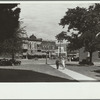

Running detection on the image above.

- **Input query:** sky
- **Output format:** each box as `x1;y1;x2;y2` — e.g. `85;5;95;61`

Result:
19;2;93;40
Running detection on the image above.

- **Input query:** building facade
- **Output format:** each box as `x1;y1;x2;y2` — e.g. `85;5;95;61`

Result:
22;37;56;59
22;38;29;58
55;40;68;58
41;40;56;58
27;38;42;55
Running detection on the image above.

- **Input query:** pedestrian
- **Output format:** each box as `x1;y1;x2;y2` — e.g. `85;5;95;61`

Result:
56;58;60;69
61;57;66;69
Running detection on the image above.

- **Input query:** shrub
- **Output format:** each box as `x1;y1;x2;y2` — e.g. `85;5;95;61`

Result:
79;59;94;65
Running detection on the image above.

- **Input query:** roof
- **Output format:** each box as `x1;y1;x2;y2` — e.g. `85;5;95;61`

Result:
22;37;42;42
28;38;42;42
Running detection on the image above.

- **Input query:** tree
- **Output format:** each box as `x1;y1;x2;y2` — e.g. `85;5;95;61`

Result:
1;28;25;60
66;33;83;51
0;4;24;60
59;3;100;64
0;4;20;42
56;31;66;41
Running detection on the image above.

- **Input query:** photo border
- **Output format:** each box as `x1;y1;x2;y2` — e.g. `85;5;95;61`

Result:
0;0;100;99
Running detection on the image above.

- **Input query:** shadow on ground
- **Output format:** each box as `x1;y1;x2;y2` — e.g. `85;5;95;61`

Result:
93;70;100;80
0;68;78;82
93;70;100;73
66;64;88;67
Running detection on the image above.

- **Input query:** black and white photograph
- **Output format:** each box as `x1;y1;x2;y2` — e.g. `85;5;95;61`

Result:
0;1;100;82
0;1;100;99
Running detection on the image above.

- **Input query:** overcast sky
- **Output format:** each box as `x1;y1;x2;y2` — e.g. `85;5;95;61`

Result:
19;2;93;40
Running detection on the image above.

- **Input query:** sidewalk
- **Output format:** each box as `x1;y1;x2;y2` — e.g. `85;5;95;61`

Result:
65;62;100;81
50;65;97;82
66;61;79;66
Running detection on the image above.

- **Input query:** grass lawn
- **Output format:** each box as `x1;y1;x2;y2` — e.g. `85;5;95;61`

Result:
0;68;78;82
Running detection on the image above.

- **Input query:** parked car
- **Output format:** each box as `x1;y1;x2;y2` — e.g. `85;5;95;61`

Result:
71;57;79;61
0;58;12;66
9;59;21;66
0;58;21;66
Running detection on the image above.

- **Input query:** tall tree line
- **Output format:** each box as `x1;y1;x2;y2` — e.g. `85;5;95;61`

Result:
56;3;100;64
0;4;24;59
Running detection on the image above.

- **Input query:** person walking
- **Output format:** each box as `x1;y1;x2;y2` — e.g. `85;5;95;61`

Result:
61;57;66;69
55;58;60;69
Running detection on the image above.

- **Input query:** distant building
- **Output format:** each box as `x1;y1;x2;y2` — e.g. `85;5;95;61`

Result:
22;34;56;58
55;40;68;57
41;40;56;58
27;38;42;55
22;38;29;59
22;34;42;58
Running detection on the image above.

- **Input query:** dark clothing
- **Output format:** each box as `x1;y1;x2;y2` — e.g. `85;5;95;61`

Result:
56;59;60;69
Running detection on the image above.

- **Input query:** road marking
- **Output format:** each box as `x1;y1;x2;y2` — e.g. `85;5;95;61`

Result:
50;65;97;81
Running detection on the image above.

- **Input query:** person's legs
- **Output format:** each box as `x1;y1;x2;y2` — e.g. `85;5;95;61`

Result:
64;64;66;69
56;64;59;69
62;63;65;69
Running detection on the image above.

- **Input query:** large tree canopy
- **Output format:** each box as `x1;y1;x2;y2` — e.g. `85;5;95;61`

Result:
0;4;25;59
55;31;66;41
0;4;21;42
58;3;100;63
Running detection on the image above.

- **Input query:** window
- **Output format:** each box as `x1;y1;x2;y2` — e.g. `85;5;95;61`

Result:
23;49;27;52
37;50;41;52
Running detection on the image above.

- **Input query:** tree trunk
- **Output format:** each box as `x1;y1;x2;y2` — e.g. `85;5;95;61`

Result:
59;41;61;60
46;52;48;64
12;53;15;60
89;51;93;63
12;50;15;60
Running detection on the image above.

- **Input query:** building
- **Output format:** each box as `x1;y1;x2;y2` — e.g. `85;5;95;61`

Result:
55;40;68;58
27;38;42;56
22;35;56;59
41;40;56;58
22;38;29;58
22;34;42;58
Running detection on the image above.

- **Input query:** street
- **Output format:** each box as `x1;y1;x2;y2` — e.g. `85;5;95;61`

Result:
0;59;100;82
